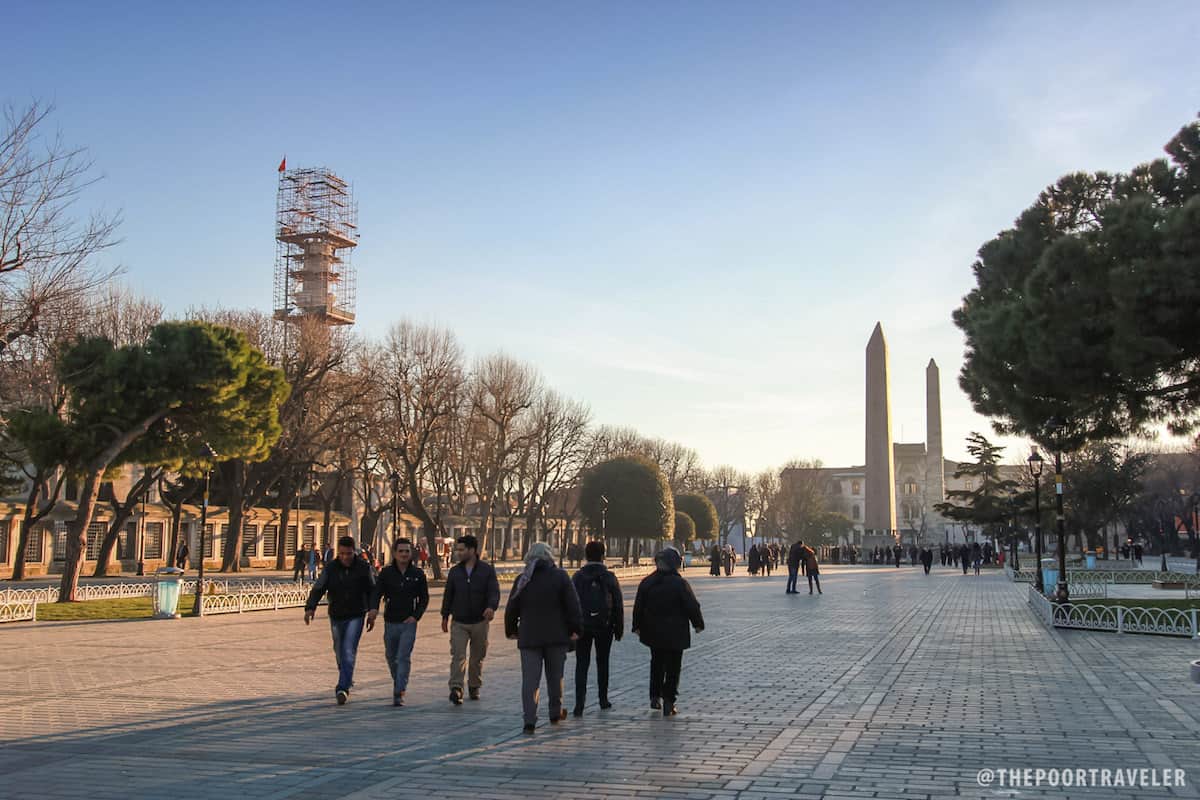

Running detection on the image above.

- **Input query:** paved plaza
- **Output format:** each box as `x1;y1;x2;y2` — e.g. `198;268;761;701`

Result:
3;567;1199;800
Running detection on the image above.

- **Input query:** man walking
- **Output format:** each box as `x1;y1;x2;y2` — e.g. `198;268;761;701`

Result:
176;541;189;570
304;536;376;705
632;547;704;717
293;543;308;583
921;547;934;575
571;540;623;716
786;540;804;594
440;535;500;705
369;538;429;707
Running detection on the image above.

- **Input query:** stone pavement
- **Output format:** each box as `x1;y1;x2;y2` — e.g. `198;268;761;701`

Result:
2;566;1199;800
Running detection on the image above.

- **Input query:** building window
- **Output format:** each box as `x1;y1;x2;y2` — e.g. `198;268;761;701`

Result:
285;525;297;555
26;526;45;564
52;525;67;561
0;520;9;564
851;481;861;495
145;522;164;560
242;524;258;557
203;524;215;558
303;524;316;547
851;505;860;521
85;522;105;561
263;524;278;558
831;482;842;494
337;524;349;539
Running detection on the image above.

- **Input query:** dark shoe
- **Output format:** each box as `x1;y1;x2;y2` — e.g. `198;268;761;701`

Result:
572;706;584;718
599;700;613;710
336;690;348;706
393;693;405;707
650;698;662;710
449;689;463;705
523;723;536;734
468;688;480;701
550;708;567;724
663;703;677;717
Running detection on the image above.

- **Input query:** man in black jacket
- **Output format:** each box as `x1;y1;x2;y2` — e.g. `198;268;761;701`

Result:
440;535;500;705
786;540;804;594
571;540;623;717
632;547;704;717
369;538;430;707
304;535;376;705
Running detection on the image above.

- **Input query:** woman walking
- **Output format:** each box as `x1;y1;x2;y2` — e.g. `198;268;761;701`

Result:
504;542;582;735
632;547;704;717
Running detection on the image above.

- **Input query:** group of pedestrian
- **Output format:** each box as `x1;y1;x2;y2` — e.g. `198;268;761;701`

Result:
747;543;782;576
708;544;737;576
303;534;705;733
292;543;322;583
784;539;821;594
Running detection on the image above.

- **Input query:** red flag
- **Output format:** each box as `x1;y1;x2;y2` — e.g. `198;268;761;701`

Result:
277;156;286;173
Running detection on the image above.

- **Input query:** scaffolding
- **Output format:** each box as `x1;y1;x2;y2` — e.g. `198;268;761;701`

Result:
273;167;358;326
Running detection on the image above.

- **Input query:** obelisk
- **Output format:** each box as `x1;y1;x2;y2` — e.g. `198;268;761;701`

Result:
925;359;946;506
865;323;896;534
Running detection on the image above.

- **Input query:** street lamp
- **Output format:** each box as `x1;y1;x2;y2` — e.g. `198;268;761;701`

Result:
1191;492;1200;576
389;471;401;553
599;494;608;540
1046;420;1070;604
192;442;220;617
1027;448;1044;593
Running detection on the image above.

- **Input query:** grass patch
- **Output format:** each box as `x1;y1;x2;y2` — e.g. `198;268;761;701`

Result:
36;594;199;621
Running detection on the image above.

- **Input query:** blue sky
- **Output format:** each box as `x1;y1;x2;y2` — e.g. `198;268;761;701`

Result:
7;1;1200;471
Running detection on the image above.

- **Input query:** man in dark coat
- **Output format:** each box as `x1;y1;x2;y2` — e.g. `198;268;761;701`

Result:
920;547;934;575
505;542;582;734
304;535;377;705
747;544;761;576
709;544;721;576
369;538;430;706
441;535;501;705
786;540;804;594
571;540;623;716
632;547;704;717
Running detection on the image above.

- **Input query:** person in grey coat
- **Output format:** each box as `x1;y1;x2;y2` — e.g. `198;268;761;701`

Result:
504;542;582;734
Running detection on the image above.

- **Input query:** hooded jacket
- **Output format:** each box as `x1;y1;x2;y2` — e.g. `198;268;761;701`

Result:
632;569;704;651
571;561;624;637
503;560;582;648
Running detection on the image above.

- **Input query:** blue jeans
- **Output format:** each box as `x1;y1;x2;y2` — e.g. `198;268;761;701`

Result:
384;621;418;696
786;566;799;592
330;616;365;693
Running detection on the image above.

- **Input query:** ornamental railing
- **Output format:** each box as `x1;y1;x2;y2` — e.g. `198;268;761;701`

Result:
1008;567;1198;585
199;585;312;616
0;578;259;606
0;601;36;623
1027;585;1199;638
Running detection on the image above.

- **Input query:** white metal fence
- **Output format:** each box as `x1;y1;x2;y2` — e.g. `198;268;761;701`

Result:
1027;585;1199;638
199;585;312;616
0;601;36;623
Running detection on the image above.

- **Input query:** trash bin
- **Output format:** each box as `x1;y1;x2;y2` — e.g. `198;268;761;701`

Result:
1085;551;1097;569
154;567;185;619
1041;558;1058;595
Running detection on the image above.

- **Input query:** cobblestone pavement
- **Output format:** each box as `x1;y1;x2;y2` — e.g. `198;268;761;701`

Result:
3;566;1198;800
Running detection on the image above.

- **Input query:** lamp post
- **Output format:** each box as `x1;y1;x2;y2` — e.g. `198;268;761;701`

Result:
1027;448;1044;593
389;471;400;552
1053;447;1069;604
192;443;219;617
136;479;148;577
1191;492;1200;576
599;494;608;540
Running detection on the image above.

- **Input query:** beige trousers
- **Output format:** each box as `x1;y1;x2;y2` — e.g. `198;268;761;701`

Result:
449;620;489;690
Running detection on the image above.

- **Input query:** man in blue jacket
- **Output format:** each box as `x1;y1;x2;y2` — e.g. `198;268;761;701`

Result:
440;535;500;705
369;538;430;707
304;536;376;705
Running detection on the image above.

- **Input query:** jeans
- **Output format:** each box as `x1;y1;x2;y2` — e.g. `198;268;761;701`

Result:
649;649;683;704
330;616;365;693
384;621;418;696
520;645;567;725
574;629;613;710
808;572;821;593
786;565;799;592
449;620;489;690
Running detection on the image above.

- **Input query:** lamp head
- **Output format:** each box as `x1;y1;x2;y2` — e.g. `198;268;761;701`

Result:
1027;448;1044;478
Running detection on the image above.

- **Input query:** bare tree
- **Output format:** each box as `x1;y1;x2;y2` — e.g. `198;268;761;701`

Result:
518;389;591;554
467;353;540;558
0;102;119;355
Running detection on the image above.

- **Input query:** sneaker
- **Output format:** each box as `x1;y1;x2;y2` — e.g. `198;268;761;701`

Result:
523;723;536;735
449;689;463;706
468;688;480;701
650;698;662;710
599;700;613;711
336;690;349;706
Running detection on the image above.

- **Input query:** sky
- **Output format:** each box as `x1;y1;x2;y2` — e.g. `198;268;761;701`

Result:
6;1;1200;472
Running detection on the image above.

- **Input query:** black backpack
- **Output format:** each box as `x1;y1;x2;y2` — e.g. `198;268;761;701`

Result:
579;571;612;631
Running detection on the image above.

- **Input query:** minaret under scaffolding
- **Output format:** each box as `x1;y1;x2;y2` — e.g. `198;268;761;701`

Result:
273;167;358;326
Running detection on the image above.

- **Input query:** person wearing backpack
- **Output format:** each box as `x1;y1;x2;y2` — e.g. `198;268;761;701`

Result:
570;540;624;717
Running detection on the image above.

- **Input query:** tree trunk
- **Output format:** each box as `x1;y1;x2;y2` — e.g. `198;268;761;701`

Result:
168;503;183;567
92;507;134;577
322;502;333;550
59;470;103;602
223;503;244;573
420;520;444;581
359;507;382;554
274;482;296;571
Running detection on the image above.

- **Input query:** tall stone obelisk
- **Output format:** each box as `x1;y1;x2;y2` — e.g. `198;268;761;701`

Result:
925;359;946;506
865;323;896;534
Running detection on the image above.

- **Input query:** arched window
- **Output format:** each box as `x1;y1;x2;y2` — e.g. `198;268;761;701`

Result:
851;505;861;520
